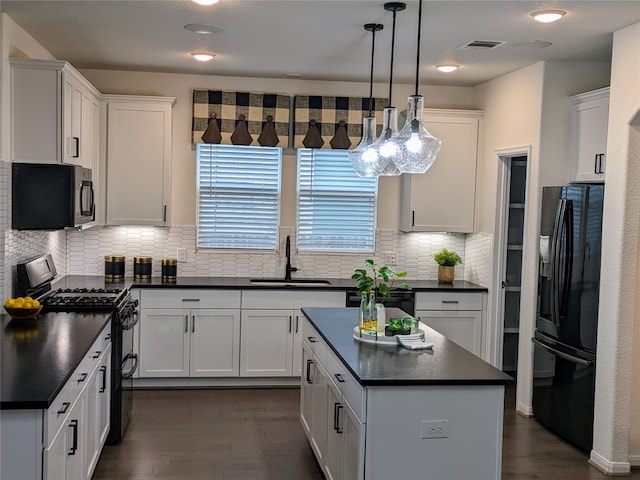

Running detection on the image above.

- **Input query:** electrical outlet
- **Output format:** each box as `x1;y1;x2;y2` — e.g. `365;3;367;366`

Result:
177;248;187;262
421;420;450;439
385;252;398;266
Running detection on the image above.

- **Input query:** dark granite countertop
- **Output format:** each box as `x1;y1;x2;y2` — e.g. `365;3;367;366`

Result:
1;311;111;409
301;307;512;387
53;275;487;292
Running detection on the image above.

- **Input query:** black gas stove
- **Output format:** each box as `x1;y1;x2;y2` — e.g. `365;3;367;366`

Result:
42;287;130;311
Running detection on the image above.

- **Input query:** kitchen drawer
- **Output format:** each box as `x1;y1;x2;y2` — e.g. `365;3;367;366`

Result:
141;289;241;309
415;292;483;311
326;348;366;423
302;318;326;366
44;324;108;444
241;290;344;310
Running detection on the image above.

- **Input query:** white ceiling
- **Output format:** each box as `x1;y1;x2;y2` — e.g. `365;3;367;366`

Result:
2;0;640;87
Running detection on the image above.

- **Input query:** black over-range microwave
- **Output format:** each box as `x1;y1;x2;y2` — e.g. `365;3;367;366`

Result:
12;163;95;230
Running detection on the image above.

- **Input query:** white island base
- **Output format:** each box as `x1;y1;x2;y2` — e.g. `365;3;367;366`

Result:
365;385;504;480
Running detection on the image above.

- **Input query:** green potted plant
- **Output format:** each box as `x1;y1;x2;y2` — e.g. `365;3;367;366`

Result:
352;259;411;333
433;248;462;283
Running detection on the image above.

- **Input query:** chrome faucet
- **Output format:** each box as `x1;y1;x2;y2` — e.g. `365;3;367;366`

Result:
285;235;298;281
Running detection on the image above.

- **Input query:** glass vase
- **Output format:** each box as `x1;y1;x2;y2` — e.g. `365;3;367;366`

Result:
359;292;377;333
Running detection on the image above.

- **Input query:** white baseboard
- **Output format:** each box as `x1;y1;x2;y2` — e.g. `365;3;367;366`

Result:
589;450;631;475
628;454;640;467
133;377;301;389
516;402;534;417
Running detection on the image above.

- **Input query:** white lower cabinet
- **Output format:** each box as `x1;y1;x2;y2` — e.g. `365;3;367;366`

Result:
1;322;111;480
240;309;298;376
240;290;344;377
301;318;365;480
415;291;485;357
139;290;242;377
301;342;329;464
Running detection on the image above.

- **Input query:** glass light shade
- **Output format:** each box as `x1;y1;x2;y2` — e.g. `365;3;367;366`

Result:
370;107;401;176
350;117;380;177
392;95;442;174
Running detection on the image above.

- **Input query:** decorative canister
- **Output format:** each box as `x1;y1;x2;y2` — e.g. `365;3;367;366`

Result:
161;258;178;282
105;255;126;281
133;256;153;280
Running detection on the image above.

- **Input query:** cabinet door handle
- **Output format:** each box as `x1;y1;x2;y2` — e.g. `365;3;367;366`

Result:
442;300;460;304
412;210;415;227
289;316;293;333
334;373;345;383
99;366;107;393
92;351;101;359
305;359;314;384
72;137;79;158
57;402;70;416
105;333;112;341
69;419;79;455
295;315;299;333
77;372;88;383
333;402;341;432
182;298;201;302
335;404;344;434
594;153;605;174
307;336;318;343
184;315;189;333
192;315;196;333
163;205;167;222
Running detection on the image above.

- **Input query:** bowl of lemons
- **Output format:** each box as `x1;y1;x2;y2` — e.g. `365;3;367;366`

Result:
4;297;42;319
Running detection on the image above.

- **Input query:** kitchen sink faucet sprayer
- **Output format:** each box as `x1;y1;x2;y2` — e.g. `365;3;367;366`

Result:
285;235;298;281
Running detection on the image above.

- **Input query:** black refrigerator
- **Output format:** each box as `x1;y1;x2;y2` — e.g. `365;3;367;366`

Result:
532;184;604;452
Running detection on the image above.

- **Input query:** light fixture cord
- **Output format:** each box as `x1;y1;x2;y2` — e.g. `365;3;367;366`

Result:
368;28;377;117
388;8;397;107
414;0;422;95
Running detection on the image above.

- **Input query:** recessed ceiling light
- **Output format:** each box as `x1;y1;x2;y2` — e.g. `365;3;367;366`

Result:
193;0;219;5
191;52;215;62
530;9;566;23
436;64;460;73
184;23;224;34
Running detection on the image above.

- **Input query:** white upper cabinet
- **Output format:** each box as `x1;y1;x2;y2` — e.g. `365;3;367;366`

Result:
10;59;100;168
103;95;175;226
400;109;483;233
569;87;609;183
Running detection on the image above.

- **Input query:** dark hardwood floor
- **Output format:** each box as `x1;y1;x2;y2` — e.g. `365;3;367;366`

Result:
93;387;639;480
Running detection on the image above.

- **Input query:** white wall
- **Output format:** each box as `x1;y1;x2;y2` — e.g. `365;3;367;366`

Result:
79;68;474;230
591;21;640;473
471;60;610;410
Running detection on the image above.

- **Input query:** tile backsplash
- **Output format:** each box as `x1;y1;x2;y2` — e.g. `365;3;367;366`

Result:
1;219;491;299
66;226;473;280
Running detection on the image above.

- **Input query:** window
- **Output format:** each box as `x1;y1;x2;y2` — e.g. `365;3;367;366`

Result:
197;144;281;249
297;148;378;252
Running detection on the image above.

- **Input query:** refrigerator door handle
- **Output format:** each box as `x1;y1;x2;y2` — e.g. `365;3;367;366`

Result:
550;199;566;327
532;337;592;366
560;200;574;317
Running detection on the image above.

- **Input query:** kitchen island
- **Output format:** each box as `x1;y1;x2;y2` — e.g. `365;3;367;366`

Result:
300;307;512;480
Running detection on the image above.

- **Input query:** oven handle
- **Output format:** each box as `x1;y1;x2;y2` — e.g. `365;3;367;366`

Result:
121;353;139;379
122;309;140;331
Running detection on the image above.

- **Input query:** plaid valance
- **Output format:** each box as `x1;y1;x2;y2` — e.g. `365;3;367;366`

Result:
293;95;388;149
192;89;291;147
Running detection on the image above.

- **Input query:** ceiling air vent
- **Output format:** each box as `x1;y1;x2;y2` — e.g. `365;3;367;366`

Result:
460;40;505;50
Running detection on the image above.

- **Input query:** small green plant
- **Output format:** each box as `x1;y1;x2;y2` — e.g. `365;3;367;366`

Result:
388;318;405;332
433;248;462;267
351;259;411;297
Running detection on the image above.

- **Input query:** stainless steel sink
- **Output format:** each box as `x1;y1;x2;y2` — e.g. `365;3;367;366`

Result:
249;278;332;287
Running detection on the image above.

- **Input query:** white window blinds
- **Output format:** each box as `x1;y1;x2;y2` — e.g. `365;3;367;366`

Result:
197;144;282;250
297;149;378;252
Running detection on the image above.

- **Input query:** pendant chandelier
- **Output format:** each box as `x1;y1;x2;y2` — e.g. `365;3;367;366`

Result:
350;23;384;177
366;2;406;177
391;0;442;174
